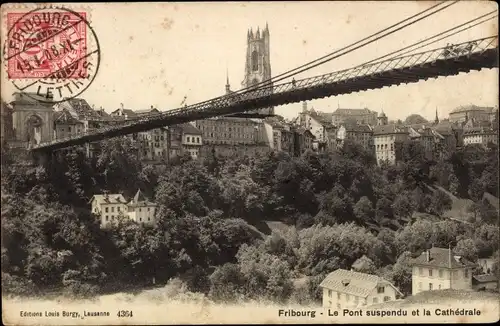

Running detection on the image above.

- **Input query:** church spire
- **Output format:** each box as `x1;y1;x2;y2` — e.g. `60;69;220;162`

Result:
225;67;231;94
434;107;439;124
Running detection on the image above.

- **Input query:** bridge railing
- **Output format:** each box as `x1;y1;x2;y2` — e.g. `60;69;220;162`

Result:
32;36;498;150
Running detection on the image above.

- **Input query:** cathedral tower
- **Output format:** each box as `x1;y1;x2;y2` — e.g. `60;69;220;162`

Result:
242;23;274;115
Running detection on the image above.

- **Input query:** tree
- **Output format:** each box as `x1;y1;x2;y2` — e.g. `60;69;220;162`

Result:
428;190;452;216
404;114;428;125
354;196;374;221
392;193;413;220
453;238;479;263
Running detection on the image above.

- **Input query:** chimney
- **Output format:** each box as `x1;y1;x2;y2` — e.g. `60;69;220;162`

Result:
426;249;430;262
341;279;350;286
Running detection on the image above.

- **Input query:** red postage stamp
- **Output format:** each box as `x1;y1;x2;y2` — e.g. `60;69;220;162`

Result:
6;11;88;79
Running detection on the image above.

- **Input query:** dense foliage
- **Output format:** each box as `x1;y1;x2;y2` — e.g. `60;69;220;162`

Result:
1;138;498;301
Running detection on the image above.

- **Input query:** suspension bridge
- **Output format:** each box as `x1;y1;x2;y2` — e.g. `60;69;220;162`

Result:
30;36;498;153
27;1;498;153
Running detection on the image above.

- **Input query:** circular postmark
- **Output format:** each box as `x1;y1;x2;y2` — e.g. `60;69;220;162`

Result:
3;6;100;104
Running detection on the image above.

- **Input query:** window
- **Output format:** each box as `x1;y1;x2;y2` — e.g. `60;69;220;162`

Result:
139;208;142;212
377;286;385;294
251;50;259;71
117;207;121;212
139;218;142;221
187;136;190;142
439;269;443;278
111;207;114;213
429;283;433;290
384;296;391;302
429;269;433;277
328;290;332;297
148;208;150;212
105;216;108;221
105;207;109;213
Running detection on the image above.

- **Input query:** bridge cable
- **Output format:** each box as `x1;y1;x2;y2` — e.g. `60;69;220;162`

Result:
362;10;498;65
233;0;459;93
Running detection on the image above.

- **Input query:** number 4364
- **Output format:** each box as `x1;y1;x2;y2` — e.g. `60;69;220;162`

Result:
117;310;133;317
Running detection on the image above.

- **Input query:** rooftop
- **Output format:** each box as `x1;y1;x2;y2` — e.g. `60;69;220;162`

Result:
412;247;476;269
333;108;375;115
179;123;202;135
128;189;156;207
319;269;400;298
451;105;496;114
373;124;409;135
90;194;127;205
473;274;498;283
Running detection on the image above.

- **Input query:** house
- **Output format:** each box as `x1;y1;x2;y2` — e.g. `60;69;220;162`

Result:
411;247;476;295
336;124;373;151
89;190;157;227
477;256;496;274
126;189;157;226
89;193;128;227
472;274;498;291
372;124;409;165
298;102;337;151
319;269;403;309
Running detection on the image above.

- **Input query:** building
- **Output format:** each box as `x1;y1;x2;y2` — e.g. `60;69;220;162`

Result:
126;189;157;226
477;257;496;274
1;101;14;145
472;274;498;291
411;247;476;296
9;92;55;148
293;127;315;155
449;105;495;124
319;269;403;309
298;102;338;151
332;108;378;126
268;118;295;154
241;24;274;116
336;124;373;151
89;193;128;228
463;127;498;146
110;104;170;162
180;123;203;159
372;124;409;165
89;189;157;227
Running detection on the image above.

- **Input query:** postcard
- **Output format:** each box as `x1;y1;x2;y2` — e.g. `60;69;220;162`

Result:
1;1;499;325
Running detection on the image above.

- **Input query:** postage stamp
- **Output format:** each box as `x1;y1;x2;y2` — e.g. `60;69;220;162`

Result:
2;5;100;103
0;1;499;325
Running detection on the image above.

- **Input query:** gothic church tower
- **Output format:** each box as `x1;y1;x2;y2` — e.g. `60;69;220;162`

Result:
242;23;274;115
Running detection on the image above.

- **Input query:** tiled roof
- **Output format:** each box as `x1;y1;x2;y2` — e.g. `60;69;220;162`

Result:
67;98;99;118
373;124;408;135
343;124;373;133
412;247;476;269
128;189;156;207
180;123;202;135
451;105;495;114
333;108;374;115
305;110;334;126
90;194;127;205
319;269;397;298
473;274;498;283
54;109;82;124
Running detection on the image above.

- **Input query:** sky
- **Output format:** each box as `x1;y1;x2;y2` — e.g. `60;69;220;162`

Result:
1;1;498;121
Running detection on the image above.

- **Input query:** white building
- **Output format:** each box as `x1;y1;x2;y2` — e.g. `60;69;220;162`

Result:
319;269;403;309
89;194;128;227
411;247;476;295
89;189;157;227
372;124;409;165
126;189;157;226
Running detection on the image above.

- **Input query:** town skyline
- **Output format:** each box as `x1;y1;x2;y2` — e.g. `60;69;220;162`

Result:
1;1;498;121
